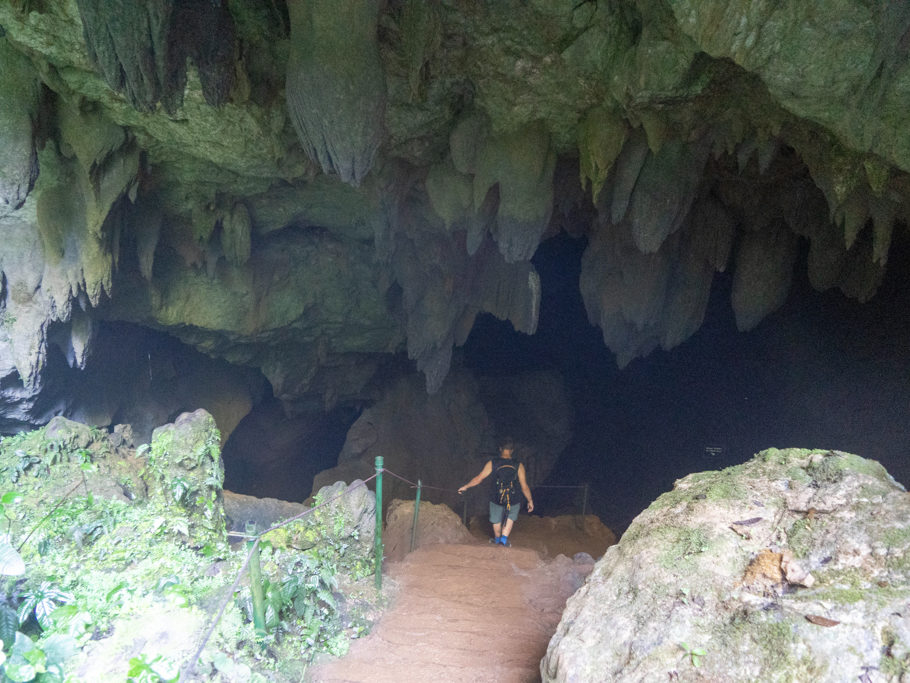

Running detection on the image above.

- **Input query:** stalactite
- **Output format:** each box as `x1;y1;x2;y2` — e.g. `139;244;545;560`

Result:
0;38;40;214
473;121;556;263
624;139;711;254
425;156;473;232
731;223;799;332
578;106;627;201
75;0;235;114
608;128;650;225
135;200;162;281
285;0;386;186
222;202;252;266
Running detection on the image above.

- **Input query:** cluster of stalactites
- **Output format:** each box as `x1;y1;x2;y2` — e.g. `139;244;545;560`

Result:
426;111;557;264
577;116;908;367
285;0;386;186
75;0;236;114
0;98;142;389
0;37;40;216
391;216;541;394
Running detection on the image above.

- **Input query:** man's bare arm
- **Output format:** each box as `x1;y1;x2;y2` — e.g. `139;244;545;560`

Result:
458;461;492;494
518;464;534;513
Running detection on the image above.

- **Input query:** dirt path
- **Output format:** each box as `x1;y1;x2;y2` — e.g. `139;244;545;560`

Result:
305;542;593;682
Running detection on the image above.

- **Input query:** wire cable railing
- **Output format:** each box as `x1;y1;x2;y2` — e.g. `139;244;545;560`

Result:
184;456;590;677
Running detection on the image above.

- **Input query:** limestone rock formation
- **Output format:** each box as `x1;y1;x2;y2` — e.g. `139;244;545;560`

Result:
0;38;40;215
312;366;571;516
285;0;385;185
542;448;910;682
0;0;909;424
75;0;236;113
383;498;474;562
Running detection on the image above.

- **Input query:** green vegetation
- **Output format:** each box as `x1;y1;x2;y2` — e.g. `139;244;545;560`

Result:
786;518;815;559
806;451;888;484
0;420;379;681
678;642;706;667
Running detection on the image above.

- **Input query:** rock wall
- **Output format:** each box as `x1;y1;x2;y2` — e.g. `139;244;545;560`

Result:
542;448;910;682
0;1;908;423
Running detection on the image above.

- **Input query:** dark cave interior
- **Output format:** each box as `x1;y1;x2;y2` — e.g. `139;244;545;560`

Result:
465;229;910;533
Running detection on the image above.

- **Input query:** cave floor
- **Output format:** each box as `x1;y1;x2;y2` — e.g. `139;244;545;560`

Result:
305;541;593;682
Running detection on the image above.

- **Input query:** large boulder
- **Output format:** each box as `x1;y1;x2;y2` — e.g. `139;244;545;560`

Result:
383;498;474;562
542;448;910;682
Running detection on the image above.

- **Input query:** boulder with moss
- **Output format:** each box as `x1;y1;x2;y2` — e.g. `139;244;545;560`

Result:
542;448;910;682
143;409;227;549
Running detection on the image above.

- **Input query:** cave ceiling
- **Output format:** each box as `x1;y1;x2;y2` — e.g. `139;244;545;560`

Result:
1;0;909;427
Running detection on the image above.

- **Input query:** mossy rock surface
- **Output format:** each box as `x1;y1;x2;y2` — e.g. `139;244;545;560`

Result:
0;416;383;681
543;447;910;682
145;409;227;549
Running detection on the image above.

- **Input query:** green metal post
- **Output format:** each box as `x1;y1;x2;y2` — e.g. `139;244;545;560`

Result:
410;479;422;552
374;456;383;591
245;524;267;640
581;482;589;519
462;496;467;526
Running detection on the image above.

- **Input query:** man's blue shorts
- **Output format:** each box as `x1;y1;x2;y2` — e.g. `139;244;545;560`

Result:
490;501;520;523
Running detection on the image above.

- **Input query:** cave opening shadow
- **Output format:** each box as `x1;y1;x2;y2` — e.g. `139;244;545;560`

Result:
222;398;360;502
464;230;910;537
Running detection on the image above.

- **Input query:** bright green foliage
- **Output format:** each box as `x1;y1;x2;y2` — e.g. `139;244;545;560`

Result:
679;642;707;667
127;653;180;683
16;583;74;631
0;421;380;680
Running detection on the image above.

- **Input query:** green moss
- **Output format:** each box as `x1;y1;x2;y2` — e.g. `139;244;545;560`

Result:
880;626;910;680
658;525;711;569
785;466;812;484
881;526;910;549
721;608;808;678
704;476;747;502
806;451;889;484
786;518;814;558
757;448;814;466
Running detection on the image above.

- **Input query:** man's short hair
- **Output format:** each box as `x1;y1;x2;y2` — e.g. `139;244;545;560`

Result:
500;438;515;451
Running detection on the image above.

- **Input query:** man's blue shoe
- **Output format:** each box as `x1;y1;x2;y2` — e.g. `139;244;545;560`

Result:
500;536;511;547
489;536;500;544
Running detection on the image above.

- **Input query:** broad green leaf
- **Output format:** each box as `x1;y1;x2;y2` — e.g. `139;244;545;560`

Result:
149;654;179;682
0;541;25;577
34;598;57;631
0;605;18;649
1;492;23;505
40;634;79;667
3;659;37;682
17;595;37;626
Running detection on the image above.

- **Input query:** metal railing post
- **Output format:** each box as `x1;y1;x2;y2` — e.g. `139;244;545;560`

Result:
245;523;267;640
374;456;383;591
410;479;422;552
462;495;467;526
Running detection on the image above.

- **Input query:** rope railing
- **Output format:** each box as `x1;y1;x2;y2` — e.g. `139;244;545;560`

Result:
184;456;591;678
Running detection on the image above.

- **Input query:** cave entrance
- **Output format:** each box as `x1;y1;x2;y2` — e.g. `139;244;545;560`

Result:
221;397;361;502
463;229;910;534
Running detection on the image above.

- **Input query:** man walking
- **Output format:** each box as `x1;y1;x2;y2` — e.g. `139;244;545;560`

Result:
458;439;534;547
